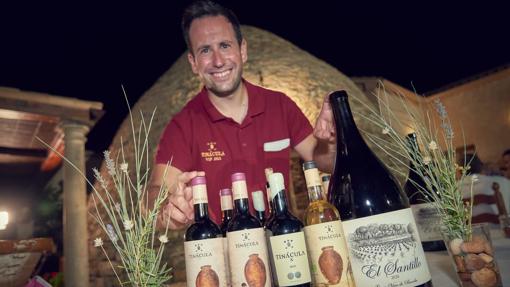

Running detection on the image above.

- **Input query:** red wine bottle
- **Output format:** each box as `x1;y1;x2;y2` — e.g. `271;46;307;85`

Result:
227;172;271;287
404;133;445;251
184;176;227;286
220;188;233;286
252;190;266;226
268;172;311;287
328;91;432;287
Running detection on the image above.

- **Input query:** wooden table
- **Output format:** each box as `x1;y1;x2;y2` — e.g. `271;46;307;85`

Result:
427;228;510;286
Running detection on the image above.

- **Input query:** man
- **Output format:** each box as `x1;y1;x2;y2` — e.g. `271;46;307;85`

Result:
150;1;318;229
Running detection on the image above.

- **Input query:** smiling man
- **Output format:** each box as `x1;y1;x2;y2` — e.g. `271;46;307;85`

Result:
149;0;317;229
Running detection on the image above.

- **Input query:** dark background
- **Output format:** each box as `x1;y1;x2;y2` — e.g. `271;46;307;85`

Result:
1;1;508;152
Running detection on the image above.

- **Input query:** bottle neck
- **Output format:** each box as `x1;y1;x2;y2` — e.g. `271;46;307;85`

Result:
272;190;289;215
222;209;233;221
330;93;371;158
307;185;325;202
194;203;209;221
234;198;250;215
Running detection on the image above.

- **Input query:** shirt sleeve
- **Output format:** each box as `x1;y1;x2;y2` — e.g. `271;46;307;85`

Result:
155;116;193;172
282;94;313;147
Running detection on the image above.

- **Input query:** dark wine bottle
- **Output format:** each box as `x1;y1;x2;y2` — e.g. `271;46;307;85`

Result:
404;133;446;251
268;172;311;287
226;172;271;287
219;188;233;286
328;91;432;287
252;190;266;226
220;188;233;236
264;167;275;229
184;176;227;286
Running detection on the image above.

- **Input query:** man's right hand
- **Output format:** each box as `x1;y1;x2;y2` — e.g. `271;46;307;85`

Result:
158;170;205;230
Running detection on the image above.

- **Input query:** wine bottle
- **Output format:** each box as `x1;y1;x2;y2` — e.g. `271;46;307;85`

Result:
328;91;432;287
227;172;271;287
265;167;275;229
268;172;311;287
321;174;331;199
220;188;234;236
302;161;355;287
404;133;446;251
220;188;233;286
252;190;267;226
184;176;227;287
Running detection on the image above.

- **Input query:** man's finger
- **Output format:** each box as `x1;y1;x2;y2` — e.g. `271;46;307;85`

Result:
183;186;193;201
173;196;194;220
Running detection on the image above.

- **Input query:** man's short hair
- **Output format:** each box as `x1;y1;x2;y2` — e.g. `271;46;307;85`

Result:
181;0;243;53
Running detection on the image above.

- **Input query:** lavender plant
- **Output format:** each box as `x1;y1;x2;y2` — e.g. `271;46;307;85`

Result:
350;85;476;240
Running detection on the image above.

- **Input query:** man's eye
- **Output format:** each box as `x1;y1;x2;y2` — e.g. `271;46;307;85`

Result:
220;43;230;49
200;48;209;54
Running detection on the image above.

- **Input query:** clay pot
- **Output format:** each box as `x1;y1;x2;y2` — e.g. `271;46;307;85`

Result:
318;246;343;284
195;265;219;287
244;254;266;287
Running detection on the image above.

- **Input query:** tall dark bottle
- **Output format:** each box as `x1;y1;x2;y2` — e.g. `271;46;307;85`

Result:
404;133;446;251
328;91;432;287
220;188;234;286
184;176;227;287
268;172;311;287
252;190;267;226
227;172;271;287
264;167;275;229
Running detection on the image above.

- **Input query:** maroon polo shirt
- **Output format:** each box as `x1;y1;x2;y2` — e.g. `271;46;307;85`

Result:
155;80;312;223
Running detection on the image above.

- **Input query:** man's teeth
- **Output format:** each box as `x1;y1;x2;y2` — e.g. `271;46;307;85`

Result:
213;70;230;78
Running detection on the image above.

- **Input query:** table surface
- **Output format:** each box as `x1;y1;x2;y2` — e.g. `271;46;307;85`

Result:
427;228;510;286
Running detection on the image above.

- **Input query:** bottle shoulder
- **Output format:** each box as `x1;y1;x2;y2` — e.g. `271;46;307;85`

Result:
185;219;221;241
227;213;261;232
271;213;304;235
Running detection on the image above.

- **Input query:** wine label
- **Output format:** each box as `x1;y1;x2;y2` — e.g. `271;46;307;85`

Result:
227;228;271;287
411;202;443;242
304;168;321;188
184;237;227;287
304;221;355;286
221;195;233;211
223;237;231;286
269;231;311;286
232;181;248;200
192;184;208;205
342;208;431;287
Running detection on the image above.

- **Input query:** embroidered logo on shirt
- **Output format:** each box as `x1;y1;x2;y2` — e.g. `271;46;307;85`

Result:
201;141;226;162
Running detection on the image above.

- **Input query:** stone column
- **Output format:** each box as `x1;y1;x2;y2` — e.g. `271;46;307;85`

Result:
62;122;90;287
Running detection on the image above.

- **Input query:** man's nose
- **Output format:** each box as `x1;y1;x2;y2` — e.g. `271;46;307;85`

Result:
212;50;225;67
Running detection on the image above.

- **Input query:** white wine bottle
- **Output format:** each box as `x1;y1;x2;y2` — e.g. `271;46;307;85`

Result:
328;91;432;287
302;161;355;287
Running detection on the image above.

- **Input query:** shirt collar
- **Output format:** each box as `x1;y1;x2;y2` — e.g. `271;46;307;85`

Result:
200;78;265;122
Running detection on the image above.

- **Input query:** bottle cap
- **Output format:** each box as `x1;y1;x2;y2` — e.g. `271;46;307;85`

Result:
302;160;317;170
191;176;206;186
220;188;232;196
322;174;331;181
268;173;285;198
231;172;246;182
251;190;266;211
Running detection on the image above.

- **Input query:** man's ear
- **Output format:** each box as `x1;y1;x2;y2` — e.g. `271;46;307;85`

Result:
241;39;248;64
187;52;198;74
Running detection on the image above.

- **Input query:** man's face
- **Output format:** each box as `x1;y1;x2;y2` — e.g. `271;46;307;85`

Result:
187;15;247;98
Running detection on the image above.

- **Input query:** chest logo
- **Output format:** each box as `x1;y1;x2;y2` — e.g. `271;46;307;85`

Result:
201;141;226;162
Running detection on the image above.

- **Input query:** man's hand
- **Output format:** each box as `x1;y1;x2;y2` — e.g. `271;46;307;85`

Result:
313;93;337;173
314;93;336;144
159;170;205;230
